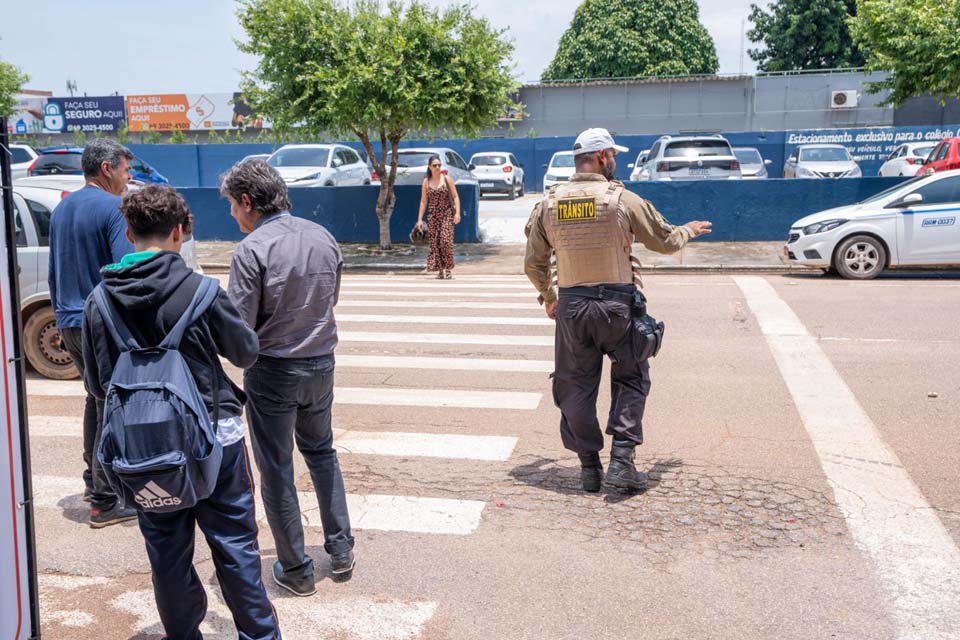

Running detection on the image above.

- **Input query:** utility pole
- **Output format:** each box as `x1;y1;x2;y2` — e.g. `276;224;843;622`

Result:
66;79;77;97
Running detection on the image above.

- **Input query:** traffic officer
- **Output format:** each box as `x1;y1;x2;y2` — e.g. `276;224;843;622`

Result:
524;128;712;492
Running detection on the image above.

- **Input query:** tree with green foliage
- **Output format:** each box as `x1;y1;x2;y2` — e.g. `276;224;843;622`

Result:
541;0;718;81
238;0;517;248
748;0;864;72
0;60;29;118
849;0;960;106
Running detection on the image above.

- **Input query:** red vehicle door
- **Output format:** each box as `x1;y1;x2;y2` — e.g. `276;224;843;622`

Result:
919;140;950;175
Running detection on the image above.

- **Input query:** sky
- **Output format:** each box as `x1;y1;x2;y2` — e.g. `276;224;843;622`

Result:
1;0;760;96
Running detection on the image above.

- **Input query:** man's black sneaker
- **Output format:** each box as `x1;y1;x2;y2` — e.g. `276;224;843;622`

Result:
330;550;355;576
272;561;317;597
89;503;138;529
603;444;648;491
82;489;92;503
578;452;603;493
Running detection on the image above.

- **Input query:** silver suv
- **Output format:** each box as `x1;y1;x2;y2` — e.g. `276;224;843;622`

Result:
391;148;479;186
635;135;741;181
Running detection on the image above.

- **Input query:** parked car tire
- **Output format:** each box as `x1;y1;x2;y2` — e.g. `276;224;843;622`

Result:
24;305;79;379
833;235;887;280
508;180;516;200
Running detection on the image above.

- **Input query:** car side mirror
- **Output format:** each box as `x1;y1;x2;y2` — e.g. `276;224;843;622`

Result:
468;163;476;171
332;158;343;168
542;164;548;169
889;193;923;208
628;163;635;169
764;159;772;166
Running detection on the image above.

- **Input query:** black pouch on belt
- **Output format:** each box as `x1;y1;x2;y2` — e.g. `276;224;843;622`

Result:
631;290;665;361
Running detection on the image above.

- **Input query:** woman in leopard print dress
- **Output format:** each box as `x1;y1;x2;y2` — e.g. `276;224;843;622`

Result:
416;155;461;279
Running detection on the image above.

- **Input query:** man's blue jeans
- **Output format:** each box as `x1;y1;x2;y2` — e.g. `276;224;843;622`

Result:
244;355;354;582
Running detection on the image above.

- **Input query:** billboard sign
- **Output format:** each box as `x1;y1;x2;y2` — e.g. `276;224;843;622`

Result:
41;96;126;134
126;93;264;131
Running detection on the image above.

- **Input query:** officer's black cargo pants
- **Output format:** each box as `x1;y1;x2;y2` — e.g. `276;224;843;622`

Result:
553;285;651;454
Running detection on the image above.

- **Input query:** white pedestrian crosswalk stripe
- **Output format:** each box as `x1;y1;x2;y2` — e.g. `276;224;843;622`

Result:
337;354;553;373
343;282;532;290
340;331;553;347
338;299;539;310
28;415;518;461
32;474;487;536
340;290;535;299
338;313;554;326
27;380;545;408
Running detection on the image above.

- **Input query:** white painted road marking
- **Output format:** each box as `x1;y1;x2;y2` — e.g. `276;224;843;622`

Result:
342;291;535;299
338;313;553;326
335;430;517;461
336;386;542;410
336;354;553;373
33;474;487;535
28;380;545;408
735;276;960;640
338;299;540;310
112;588;437;640
343;282;532;290
340;331;553;347
29;416;518;461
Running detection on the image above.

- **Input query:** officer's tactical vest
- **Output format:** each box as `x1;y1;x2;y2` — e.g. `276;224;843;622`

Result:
543;179;634;287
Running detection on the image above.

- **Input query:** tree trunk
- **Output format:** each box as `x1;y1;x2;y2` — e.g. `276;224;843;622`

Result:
376;179;396;249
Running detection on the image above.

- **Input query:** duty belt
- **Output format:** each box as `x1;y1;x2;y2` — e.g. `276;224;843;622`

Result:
558;284;640;305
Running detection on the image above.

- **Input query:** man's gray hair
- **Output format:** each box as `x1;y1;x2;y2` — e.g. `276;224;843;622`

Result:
81;138;134;179
219;159;291;217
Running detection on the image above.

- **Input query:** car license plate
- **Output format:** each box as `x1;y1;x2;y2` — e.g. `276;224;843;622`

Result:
690;168;710;176
480;182;495;188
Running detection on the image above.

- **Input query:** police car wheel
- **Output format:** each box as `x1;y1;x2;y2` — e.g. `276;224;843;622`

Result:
834;235;886;280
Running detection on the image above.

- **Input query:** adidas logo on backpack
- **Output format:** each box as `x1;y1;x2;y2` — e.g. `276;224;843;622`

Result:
94;277;224;513
135;481;183;509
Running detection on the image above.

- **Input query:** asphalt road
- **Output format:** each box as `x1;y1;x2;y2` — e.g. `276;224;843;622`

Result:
26;271;960;639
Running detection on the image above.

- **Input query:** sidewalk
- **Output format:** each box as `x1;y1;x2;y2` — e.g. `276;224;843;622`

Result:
197;240;804;274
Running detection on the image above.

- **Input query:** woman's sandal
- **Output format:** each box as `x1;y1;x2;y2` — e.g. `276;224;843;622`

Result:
436;270;445;279
443;270;453;280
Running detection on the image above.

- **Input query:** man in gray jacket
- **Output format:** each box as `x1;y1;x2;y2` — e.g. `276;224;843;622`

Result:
222;159;354;597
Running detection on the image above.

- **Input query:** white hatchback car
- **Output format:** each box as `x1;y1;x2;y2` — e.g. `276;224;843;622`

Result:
634;135;741;181
784;170;960;279
267;144;372;187
468;152;524;199
10;144;39;179
542;151;575;191
878;142;938;177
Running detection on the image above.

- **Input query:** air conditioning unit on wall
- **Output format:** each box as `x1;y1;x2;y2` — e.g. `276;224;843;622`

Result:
831;90;860;109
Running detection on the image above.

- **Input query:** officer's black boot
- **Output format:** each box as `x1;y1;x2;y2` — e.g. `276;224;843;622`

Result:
604;440;647;491
578;452;603;493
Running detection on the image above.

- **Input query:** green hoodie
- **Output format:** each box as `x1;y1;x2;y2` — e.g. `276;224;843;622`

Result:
104;250;158;271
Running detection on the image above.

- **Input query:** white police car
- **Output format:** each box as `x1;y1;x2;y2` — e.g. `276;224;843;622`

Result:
784;170;960;279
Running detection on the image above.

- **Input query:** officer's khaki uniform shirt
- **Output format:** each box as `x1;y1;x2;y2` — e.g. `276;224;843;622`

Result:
524;173;692;304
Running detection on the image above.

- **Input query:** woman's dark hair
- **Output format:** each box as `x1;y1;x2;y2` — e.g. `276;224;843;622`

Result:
120;184;192;240
424;155;442;181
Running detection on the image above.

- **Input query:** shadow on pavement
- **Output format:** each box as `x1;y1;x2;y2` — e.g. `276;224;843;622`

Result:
509;455;684;503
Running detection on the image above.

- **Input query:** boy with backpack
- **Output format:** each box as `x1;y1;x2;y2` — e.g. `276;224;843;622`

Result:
81;184;281;640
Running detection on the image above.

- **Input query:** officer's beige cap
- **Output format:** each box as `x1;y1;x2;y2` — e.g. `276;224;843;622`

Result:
572;128;629;156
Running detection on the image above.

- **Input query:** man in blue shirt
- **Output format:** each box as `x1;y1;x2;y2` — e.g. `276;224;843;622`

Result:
49;138;137;528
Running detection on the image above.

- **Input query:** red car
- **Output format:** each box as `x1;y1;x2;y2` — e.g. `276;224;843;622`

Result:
917;137;960;175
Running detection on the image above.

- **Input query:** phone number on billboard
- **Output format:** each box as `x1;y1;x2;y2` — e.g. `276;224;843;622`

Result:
67;124;120;132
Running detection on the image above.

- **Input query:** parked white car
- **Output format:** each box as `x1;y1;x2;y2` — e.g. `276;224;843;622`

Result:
878;142;938;177
542;151;575;191
628;149;650;181
12;175;202;378
468;152;524;199
784;144;861;179
390;148;478;186
634;135;741;181
267;144;372;187
734;147;772;179
783;170;960;279
10;144;38;179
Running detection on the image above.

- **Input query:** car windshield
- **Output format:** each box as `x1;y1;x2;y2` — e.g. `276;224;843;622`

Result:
860;176;926;204
664;141;731;158
268;148;329;168
551;154;575;168
471;155;506;166
800;147;851;162
395;152;437;168
734;149;762;164
914;145;935;159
